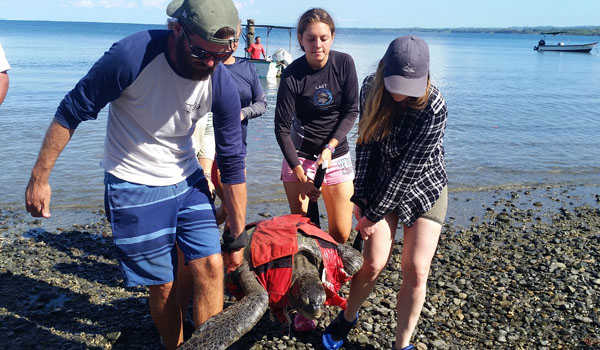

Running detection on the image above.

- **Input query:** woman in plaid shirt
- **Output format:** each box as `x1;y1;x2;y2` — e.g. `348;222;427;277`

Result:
323;36;448;350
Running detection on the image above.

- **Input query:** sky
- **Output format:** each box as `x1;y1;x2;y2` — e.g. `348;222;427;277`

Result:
0;0;598;28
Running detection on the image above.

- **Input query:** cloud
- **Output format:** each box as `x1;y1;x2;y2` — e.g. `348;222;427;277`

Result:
142;0;169;8
69;0;137;8
99;0;136;8
234;1;245;10
335;16;356;24
235;0;263;22
70;0;94;8
234;0;254;10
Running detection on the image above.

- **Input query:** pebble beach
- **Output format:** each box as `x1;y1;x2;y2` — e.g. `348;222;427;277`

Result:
1;185;599;350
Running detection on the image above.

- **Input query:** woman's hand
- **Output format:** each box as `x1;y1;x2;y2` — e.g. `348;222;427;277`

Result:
301;180;321;202
317;148;333;168
353;204;362;220
292;165;321;201
292;165;306;182
317;140;337;168
355;215;379;241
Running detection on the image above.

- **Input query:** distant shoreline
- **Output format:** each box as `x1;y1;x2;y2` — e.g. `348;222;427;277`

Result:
358;26;600;36
1;19;599;36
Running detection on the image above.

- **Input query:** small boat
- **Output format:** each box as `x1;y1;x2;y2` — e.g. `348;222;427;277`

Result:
534;32;598;53
241;20;293;78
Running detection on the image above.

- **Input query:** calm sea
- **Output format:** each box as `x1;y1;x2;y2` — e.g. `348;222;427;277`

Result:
1;20;599;213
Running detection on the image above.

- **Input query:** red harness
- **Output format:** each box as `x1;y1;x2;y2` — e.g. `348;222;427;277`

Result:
227;214;351;322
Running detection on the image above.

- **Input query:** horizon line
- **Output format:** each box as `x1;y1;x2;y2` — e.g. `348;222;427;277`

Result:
1;18;599;31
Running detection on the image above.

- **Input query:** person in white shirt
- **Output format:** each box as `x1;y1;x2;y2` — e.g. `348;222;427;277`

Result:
24;0;247;348
0;42;10;106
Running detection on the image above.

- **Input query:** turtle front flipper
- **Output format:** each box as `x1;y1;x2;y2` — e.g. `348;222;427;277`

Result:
337;243;364;277
179;259;268;350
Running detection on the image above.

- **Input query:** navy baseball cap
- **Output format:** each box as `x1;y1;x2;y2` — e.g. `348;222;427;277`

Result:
383;36;430;97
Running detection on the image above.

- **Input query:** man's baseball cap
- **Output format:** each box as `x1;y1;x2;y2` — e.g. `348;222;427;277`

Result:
167;0;239;46
383;36;430;97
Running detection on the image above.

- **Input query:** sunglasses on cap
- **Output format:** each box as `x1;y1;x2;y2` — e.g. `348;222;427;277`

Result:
181;26;236;61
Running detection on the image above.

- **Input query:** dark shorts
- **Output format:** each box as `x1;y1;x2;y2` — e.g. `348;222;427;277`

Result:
104;169;219;287
419;185;448;225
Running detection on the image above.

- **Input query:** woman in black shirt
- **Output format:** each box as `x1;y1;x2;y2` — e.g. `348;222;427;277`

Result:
274;8;358;244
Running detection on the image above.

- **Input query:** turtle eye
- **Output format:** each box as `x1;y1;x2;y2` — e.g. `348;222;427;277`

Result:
302;295;310;306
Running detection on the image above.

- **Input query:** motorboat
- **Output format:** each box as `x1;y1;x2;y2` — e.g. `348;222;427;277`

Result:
241;20;293;78
534;32;598;53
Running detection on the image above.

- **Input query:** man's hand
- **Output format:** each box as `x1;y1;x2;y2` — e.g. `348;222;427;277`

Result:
223;248;244;273
24;120;74;218
25;178;52;218
206;178;216;198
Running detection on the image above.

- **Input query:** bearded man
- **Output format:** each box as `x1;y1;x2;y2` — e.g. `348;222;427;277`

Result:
24;0;247;348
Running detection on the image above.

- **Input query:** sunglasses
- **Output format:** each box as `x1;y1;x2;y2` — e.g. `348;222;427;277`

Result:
181;27;234;61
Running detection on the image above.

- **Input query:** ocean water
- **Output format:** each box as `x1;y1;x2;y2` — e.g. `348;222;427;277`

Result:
0;20;599;212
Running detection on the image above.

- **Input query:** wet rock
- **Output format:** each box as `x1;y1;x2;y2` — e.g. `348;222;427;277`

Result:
105;331;121;342
2;187;600;350
496;212;511;223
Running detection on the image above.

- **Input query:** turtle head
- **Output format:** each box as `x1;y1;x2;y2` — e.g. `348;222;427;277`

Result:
289;272;326;319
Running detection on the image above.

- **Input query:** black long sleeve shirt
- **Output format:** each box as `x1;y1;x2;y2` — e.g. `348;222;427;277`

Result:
274;50;359;168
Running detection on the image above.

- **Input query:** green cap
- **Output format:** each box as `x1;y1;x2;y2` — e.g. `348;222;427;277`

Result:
166;0;239;45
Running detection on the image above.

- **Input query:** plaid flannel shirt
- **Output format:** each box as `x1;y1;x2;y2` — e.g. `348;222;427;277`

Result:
352;74;448;226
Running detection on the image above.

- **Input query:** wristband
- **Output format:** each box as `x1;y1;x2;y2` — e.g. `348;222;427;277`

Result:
221;228;249;252
324;144;335;154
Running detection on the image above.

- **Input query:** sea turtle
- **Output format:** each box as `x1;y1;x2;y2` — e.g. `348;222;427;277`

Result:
179;214;364;350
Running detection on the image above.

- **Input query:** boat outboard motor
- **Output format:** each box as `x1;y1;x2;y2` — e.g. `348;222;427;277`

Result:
272;48;293;67
534;39;545;51
271;48;293;75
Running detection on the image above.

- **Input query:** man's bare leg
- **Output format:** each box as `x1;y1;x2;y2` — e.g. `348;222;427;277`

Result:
175;245;193;322
189;253;224;326
148;281;183;349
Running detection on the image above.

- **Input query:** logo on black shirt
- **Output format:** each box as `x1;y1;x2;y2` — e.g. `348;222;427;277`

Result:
314;88;333;108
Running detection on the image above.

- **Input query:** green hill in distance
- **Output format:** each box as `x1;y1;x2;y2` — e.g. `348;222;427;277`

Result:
365;26;600;36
